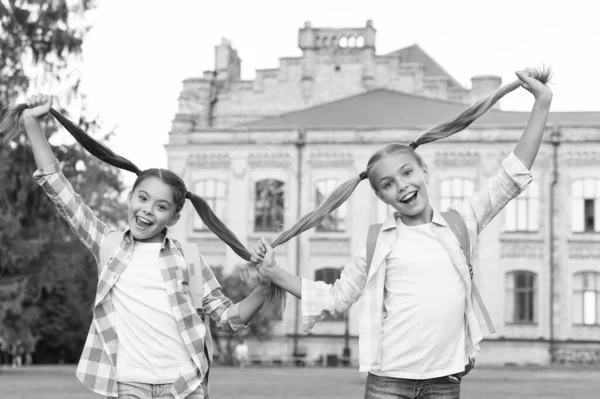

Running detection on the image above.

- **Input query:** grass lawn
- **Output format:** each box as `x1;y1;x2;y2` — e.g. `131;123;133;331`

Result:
2;364;599;398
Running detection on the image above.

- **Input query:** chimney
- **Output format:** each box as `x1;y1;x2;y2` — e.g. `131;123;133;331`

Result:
215;38;241;81
470;75;502;107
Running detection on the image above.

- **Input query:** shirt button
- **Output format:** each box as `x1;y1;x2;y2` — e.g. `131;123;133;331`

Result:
124;253;131;261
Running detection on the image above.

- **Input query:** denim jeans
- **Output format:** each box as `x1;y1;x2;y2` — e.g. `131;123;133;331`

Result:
117;381;207;399
364;373;461;399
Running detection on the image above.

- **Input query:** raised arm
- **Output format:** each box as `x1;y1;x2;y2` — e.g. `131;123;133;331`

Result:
512;68;553;169
19;95;110;262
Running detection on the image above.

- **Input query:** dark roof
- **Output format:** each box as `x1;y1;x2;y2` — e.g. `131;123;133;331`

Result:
242;88;600;129
385;44;463;89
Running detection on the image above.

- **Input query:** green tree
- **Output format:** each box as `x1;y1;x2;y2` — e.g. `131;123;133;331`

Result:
0;0;129;363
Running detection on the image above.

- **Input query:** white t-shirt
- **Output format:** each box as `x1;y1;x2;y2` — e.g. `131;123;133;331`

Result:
372;221;467;379
111;241;196;383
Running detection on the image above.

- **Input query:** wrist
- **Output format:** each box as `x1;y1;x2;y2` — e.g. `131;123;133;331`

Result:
534;93;553;106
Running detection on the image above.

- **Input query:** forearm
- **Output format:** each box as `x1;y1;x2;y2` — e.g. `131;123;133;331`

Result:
237;285;271;324
22;115;56;168
265;266;302;299
513;95;552;169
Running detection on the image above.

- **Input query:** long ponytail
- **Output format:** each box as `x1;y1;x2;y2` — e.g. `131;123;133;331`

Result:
0;105;285;319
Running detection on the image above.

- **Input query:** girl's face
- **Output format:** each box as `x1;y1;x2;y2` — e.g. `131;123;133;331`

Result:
127;176;180;242
370;152;433;226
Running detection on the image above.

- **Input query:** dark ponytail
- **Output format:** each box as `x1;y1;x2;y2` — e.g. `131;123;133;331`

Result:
0;105;285;319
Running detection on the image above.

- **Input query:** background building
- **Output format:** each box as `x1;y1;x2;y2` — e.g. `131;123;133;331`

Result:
166;21;600;366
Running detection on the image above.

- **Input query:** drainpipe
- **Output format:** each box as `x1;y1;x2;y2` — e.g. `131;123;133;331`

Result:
293;128;306;356
549;125;561;363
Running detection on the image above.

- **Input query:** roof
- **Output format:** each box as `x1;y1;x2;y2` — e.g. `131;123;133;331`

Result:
242;88;600;129
385;44;463;89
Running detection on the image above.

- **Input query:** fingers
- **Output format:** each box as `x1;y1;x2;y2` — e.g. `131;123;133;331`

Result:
25;93;52;108
259;237;272;251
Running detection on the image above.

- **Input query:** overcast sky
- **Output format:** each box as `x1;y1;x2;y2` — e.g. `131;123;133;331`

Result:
67;0;600;172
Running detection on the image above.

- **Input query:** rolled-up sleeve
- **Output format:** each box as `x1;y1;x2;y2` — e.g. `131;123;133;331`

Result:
301;247;369;332
200;255;249;333
452;152;533;251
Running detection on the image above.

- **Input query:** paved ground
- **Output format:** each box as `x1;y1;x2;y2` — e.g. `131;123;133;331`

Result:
2;364;600;398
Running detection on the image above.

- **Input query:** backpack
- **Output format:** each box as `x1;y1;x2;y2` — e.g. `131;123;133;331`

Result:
365;209;495;378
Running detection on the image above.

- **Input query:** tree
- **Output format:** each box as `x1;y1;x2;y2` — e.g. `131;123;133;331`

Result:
0;0;129;363
209;266;273;365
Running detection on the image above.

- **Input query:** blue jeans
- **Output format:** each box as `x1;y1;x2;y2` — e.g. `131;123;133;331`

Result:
117;381;207;399
364;373;461;399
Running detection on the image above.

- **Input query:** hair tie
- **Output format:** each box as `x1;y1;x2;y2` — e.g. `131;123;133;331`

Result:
409;141;418;150
185;191;192;200
359;171;367;180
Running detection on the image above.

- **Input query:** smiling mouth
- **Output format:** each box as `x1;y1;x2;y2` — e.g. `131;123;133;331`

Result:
135;215;154;229
399;191;418;205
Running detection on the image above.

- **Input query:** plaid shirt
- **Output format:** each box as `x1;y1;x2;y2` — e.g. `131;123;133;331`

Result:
301;152;532;373
34;161;247;398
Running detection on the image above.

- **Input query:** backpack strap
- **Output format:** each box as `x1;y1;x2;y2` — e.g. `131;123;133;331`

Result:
180;243;204;310
99;231;123;275
441;210;496;334
366;223;383;275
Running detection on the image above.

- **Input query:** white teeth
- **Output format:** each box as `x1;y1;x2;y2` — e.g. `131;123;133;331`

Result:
137;216;152;224
401;192;416;201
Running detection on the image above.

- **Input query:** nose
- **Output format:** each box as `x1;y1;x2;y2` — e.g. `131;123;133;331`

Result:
141;205;153;216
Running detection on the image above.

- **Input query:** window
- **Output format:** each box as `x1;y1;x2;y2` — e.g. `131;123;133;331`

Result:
573;272;600;325
193;179;226;231
315;267;346;320
315;179;346;232
504;181;540;232
440;178;475;210
505;271;537;324
254;179;284;232
572;178;600;232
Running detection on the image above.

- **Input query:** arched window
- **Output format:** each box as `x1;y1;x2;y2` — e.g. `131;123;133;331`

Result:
315;178;346;232
440;178;475;210
504;181;540;232
505;271;537;324
193;179;226;231
573;271;600;325
355;35;365;47
254;179;284;232
338;36;348;48
571;178;600;232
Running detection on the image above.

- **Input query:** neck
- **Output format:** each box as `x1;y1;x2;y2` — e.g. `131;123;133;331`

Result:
399;205;433;226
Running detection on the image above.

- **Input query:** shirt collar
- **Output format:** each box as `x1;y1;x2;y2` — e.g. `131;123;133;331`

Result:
122;227;174;249
381;208;448;231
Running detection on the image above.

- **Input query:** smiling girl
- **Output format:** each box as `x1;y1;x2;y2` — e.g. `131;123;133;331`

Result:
250;68;553;399
0;94;270;399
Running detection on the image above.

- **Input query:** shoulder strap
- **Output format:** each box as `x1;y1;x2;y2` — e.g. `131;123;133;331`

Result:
99;231;123;273
440;210;471;272
180;243;204;310
441;210;496;334
366;223;383;274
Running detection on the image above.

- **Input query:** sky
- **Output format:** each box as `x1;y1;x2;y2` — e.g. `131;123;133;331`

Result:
69;0;600;174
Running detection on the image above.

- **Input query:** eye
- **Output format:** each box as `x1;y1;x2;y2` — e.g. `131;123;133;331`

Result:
383;181;392;190
404;169;412;176
138;195;146;201
158;205;167;211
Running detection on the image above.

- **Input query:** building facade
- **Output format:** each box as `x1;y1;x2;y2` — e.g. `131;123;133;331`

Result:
166;21;600;366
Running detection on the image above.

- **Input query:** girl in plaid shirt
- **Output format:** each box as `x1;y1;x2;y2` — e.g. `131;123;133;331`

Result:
0;95;273;399
250;68;553;399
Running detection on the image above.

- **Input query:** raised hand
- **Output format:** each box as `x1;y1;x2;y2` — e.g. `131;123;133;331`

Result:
22;94;53;120
516;68;553;102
